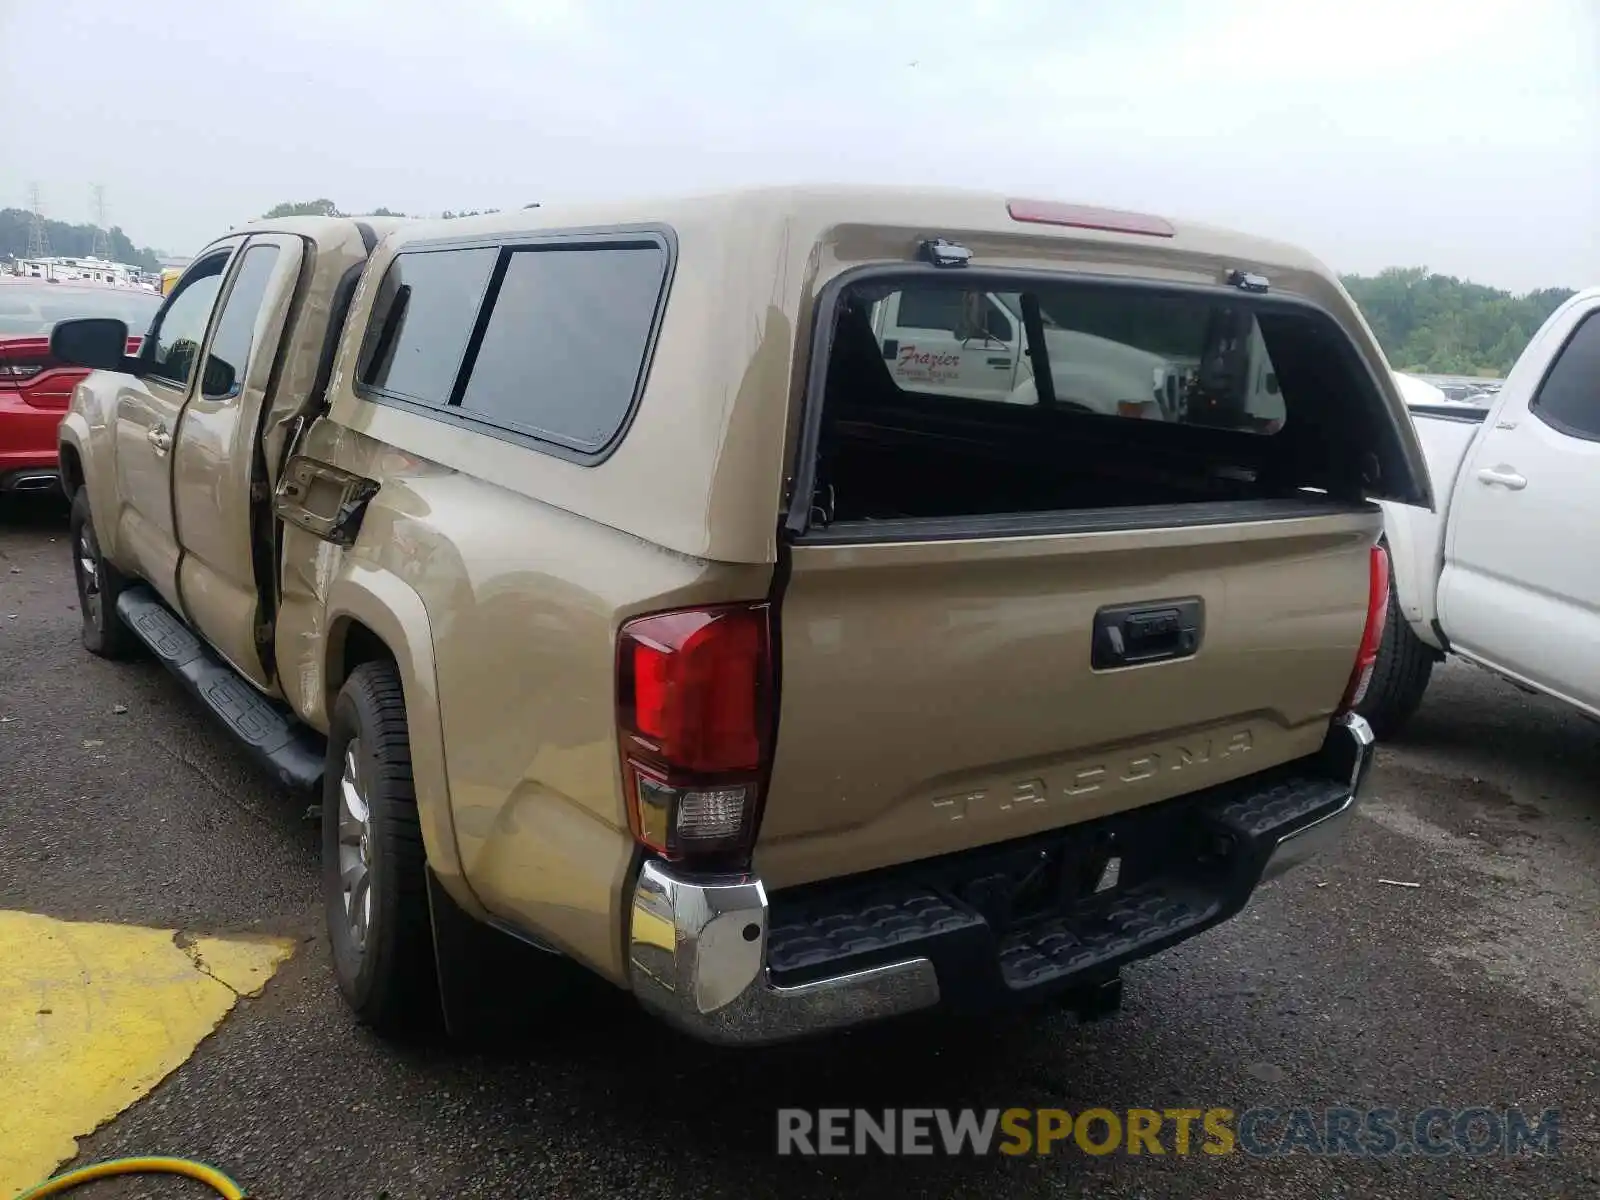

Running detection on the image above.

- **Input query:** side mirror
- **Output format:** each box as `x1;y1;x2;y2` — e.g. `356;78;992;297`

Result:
202;357;238;398
50;318;134;372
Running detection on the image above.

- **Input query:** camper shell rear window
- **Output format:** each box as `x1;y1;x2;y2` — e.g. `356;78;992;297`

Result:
791;268;1416;538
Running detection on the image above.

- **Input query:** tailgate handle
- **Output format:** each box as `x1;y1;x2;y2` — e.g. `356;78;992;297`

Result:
1092;599;1203;670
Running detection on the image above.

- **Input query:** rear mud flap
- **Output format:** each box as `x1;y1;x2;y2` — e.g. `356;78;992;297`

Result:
425;870;617;1042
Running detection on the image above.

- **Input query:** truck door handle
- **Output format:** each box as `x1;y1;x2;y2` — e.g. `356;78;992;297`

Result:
1092;599;1204;669
147;425;173;455
1476;466;1526;490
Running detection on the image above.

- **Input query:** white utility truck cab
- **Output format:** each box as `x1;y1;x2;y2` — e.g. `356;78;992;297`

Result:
867;281;1287;429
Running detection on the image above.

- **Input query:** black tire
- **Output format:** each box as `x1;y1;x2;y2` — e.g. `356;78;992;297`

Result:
1356;583;1436;740
322;660;440;1037
68;488;139;659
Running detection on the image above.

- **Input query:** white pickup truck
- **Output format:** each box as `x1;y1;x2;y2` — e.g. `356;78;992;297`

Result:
868;282;1287;427
1358;286;1600;737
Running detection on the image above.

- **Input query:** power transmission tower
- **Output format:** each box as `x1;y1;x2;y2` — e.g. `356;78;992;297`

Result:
91;184;111;258
26;184;51;258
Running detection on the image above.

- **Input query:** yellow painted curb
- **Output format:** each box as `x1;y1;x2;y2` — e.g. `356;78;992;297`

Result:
0;911;294;1197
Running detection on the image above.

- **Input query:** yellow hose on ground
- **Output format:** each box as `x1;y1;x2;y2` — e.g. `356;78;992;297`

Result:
13;1156;246;1199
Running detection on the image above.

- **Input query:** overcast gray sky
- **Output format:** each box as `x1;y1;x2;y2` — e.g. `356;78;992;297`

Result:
3;0;1596;290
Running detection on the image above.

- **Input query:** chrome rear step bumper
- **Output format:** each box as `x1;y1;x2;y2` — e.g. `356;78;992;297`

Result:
627;713;1374;1045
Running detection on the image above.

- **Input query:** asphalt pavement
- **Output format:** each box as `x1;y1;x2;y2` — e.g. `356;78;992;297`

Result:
2;494;1597;1199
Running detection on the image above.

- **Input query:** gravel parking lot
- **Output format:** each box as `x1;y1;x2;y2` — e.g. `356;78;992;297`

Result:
3;496;1597;1199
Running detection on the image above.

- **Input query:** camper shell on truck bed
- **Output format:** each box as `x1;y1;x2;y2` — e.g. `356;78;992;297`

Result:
56;187;1427;1045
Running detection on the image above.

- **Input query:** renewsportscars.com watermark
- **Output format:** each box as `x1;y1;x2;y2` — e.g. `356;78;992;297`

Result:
776;1106;1562;1158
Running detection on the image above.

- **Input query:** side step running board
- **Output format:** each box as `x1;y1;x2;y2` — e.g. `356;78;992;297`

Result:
116;585;326;791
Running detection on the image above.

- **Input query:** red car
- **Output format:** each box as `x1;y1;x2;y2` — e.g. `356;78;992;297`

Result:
1;278;163;495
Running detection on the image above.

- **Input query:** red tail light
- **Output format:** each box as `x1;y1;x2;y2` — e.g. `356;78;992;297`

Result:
0;335;140;406
617;604;773;865
0;338;52;391
1340;544;1391;711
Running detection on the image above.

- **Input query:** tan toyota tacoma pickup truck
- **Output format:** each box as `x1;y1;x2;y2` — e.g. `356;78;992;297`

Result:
51;188;1429;1044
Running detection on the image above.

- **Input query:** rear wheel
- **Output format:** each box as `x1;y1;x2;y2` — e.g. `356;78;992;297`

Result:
69;488;138;659
1356;584;1436;740
322;660;440;1038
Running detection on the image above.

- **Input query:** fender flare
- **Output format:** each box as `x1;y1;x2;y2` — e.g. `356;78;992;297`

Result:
56;412;90;493
1376;498;1446;652
322;565;484;920
57;412;134;570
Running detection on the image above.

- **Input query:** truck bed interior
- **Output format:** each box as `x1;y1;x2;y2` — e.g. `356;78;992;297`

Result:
803;279;1412;534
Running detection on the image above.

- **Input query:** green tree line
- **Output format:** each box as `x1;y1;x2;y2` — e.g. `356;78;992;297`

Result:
0;208;164;271
1341;267;1575;378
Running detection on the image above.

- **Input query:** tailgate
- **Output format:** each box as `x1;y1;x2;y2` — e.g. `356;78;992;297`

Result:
754;507;1379;889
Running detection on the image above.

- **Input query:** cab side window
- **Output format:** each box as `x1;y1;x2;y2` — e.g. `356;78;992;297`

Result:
455;242;667;452
200;245;280;399
357;247;497;405
147;252;230;388
894;287;1015;342
895;287;966;333
1530;311;1600;441
353;234;670;460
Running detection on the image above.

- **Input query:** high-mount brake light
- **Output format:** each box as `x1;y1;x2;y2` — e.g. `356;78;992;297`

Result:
1007;199;1176;238
616;604;773;865
1341;545;1391;711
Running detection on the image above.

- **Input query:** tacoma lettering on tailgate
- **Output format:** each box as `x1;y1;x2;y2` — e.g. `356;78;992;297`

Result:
931;729;1254;823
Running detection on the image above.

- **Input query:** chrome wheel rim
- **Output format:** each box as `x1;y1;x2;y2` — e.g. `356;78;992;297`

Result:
76;526;101;626
337;740;373;953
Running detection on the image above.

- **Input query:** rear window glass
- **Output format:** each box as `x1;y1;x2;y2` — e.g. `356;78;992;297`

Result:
811;273;1422;528
868;281;1287;432
357;247;496;405
456;243;667;452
